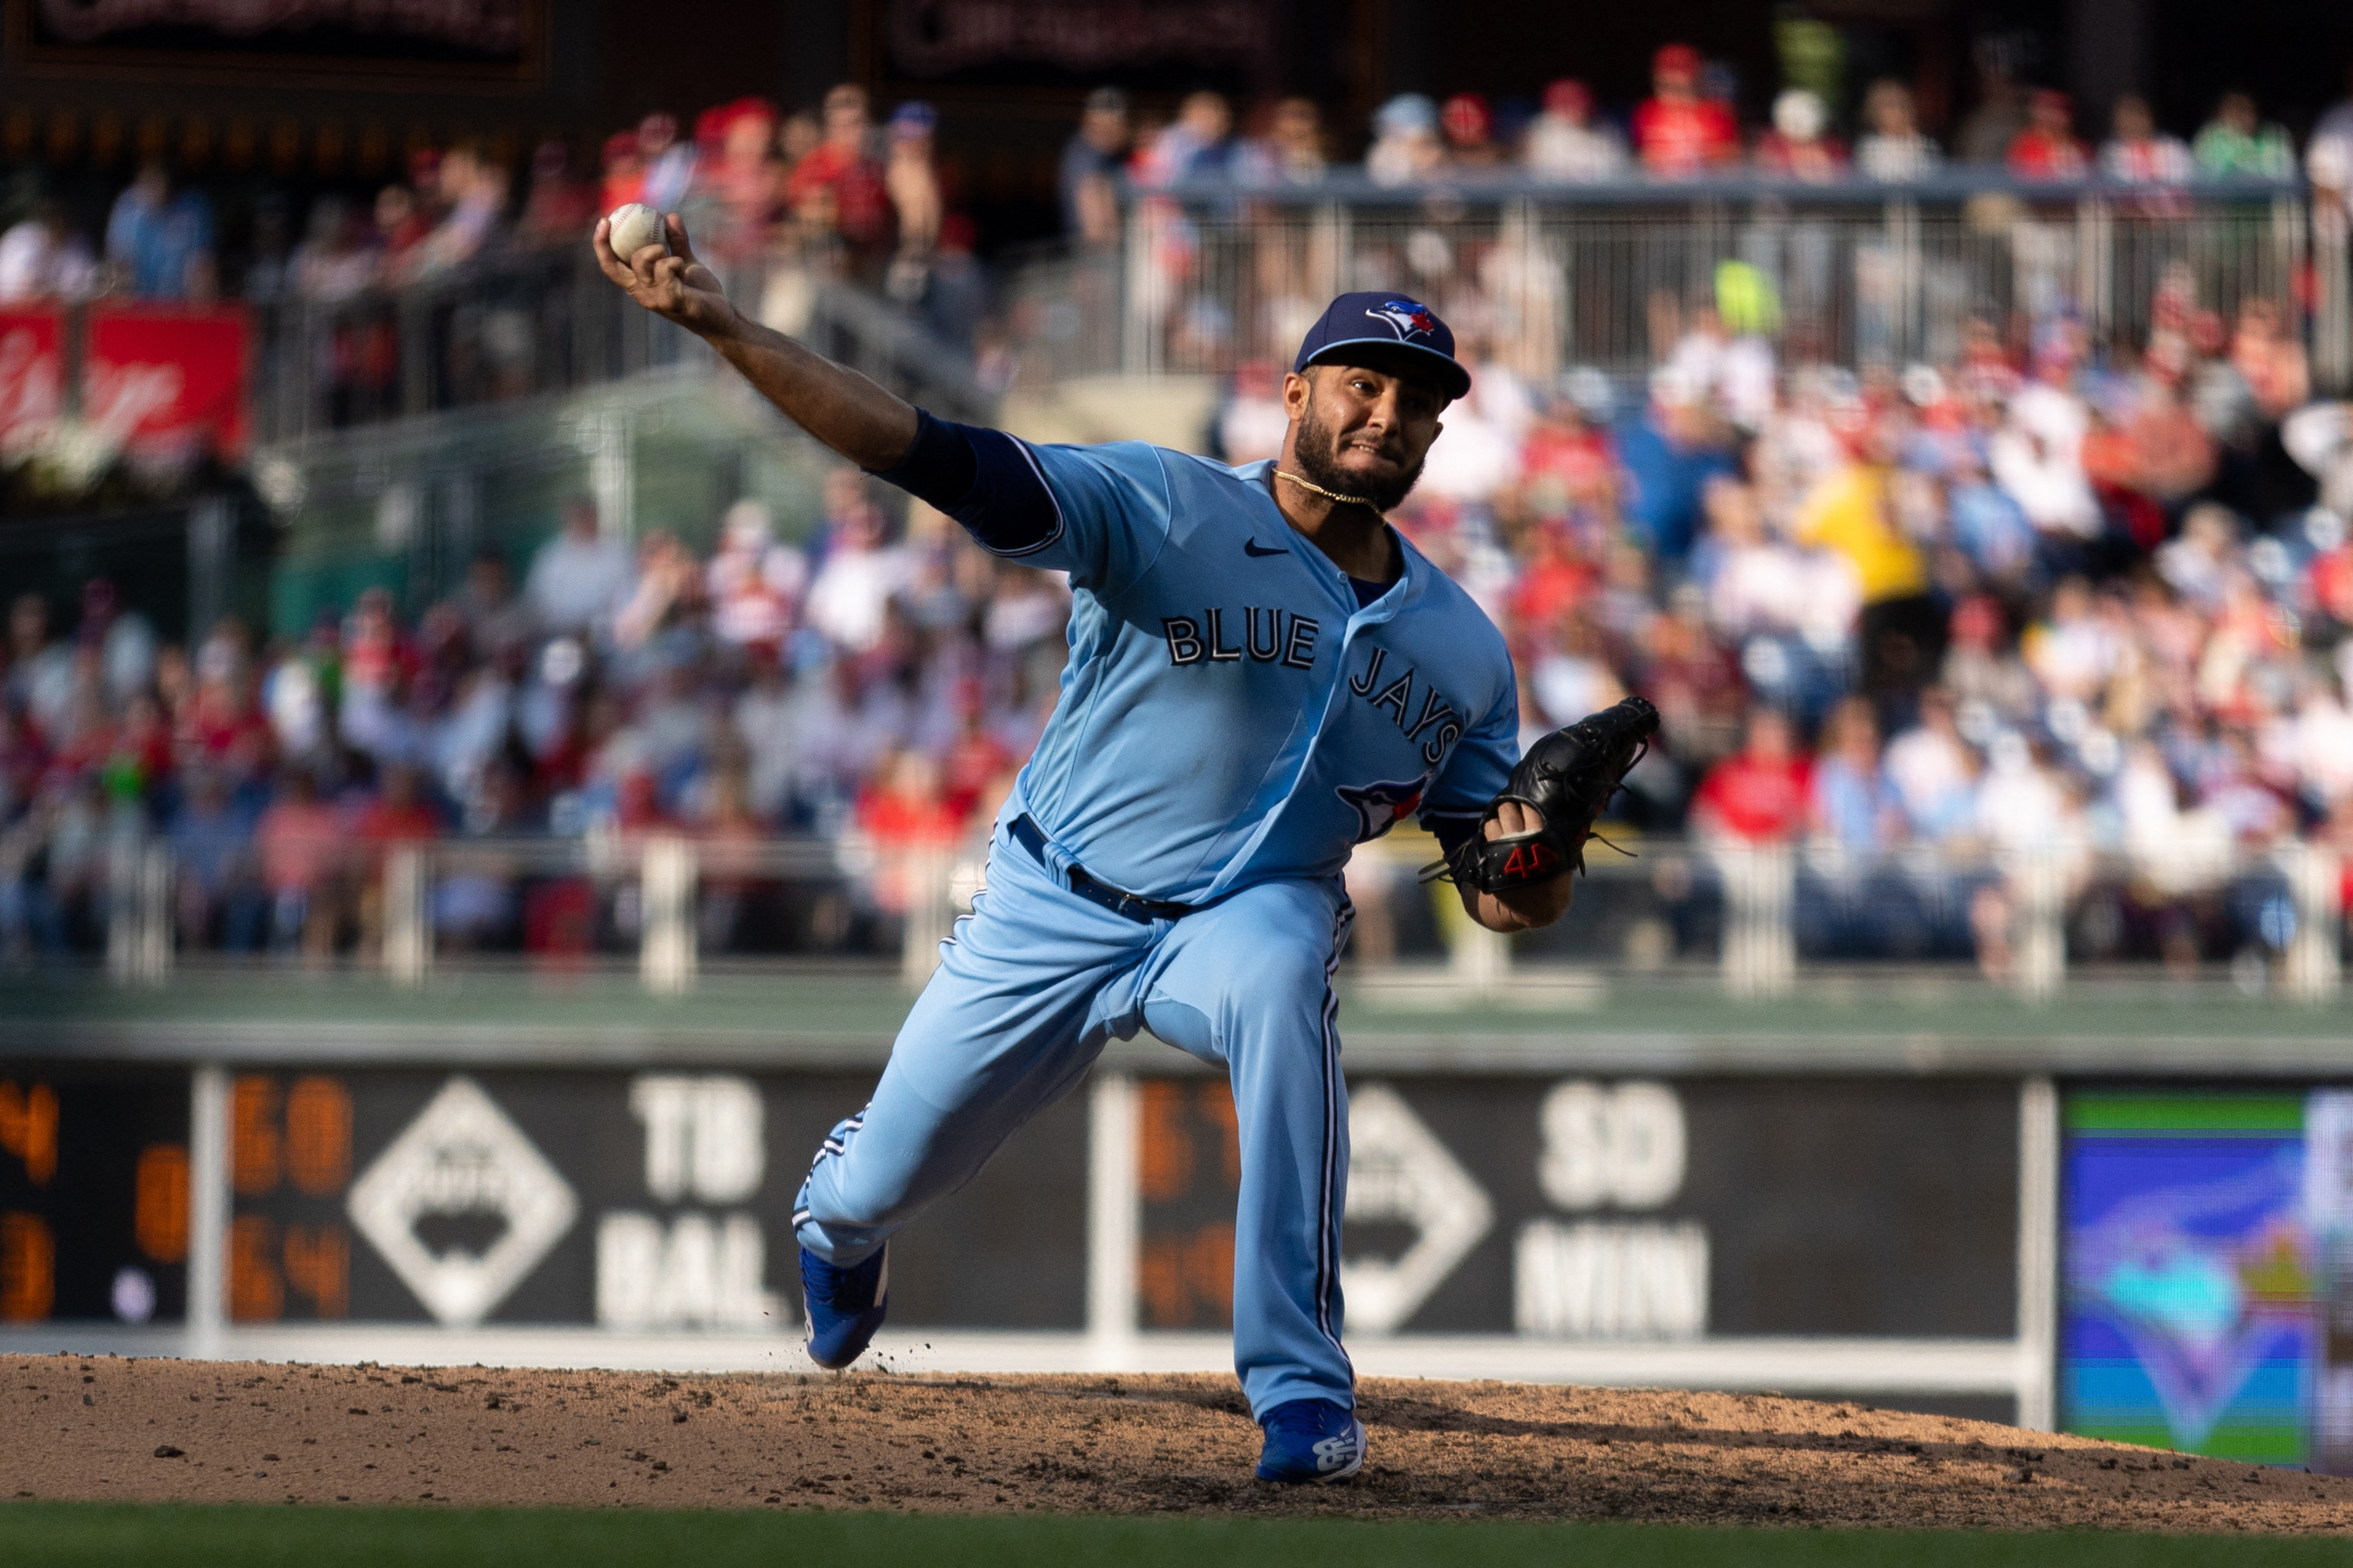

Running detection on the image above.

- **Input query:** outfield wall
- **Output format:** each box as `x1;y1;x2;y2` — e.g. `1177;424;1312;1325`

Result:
4;980;2351;1459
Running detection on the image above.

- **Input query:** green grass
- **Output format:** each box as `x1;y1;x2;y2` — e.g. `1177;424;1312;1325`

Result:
2;1504;2350;1568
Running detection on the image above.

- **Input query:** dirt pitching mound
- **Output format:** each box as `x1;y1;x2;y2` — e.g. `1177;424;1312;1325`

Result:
5;1353;2350;1532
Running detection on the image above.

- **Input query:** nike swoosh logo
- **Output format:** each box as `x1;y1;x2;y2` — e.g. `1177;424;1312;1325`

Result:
1243;540;1289;558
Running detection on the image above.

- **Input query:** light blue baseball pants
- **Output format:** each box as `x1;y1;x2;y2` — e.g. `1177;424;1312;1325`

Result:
792;817;1357;1417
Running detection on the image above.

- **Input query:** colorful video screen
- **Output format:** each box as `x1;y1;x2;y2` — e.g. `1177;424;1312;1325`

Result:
2059;1090;2353;1468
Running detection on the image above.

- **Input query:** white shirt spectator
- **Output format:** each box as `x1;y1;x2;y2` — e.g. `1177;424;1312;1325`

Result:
734;668;801;821
1974;735;2070;851
1856;132;1941;182
0;214;93;302
2155;504;2238;613
2282;402;2353;519
1217;386;1290;465
1713;336;1779;432
2293;686;2353;804
1524;89;1627;182
264;658;326;758
1531;654;1625;729
1417;404;1520;505
1885;715;1978;840
1366;94;1444;187
2024;600;2121;701
526;518;633;637
1990;382;2100;537
430;668;515;803
2102;132;2195;184
1710;542;1860;644
9;640;76;741
803;541;912;652
706;500;809;648
982;573;1071;652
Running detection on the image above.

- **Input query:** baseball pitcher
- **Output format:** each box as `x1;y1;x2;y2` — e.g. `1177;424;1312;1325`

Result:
596;212;1653;1483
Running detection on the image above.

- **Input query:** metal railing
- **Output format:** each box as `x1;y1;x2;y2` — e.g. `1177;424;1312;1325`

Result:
242;175;2340;451
1005;172;2341;391
9;821;2343;1004
251;250;998;444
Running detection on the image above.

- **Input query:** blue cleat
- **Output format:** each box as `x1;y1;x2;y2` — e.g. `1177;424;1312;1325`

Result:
1254;1397;1365;1483
801;1242;888;1370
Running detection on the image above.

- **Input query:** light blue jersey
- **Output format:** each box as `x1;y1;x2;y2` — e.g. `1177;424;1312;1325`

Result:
1007;445;1519;900
796;433;1524;1419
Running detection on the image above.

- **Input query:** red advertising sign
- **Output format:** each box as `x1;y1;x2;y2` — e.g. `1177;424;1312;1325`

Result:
84;306;250;464
0;309;66;445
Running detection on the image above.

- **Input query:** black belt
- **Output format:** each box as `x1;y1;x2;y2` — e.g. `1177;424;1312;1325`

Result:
1010;815;1195;924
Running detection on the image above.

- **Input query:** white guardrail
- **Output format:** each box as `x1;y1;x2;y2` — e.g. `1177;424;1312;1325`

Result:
58;828;2348;1003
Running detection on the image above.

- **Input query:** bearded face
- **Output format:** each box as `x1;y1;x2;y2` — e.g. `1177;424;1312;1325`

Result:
1290;369;1435;513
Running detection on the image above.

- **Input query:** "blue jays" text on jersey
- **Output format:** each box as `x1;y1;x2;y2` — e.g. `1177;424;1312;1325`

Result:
992;444;1519;904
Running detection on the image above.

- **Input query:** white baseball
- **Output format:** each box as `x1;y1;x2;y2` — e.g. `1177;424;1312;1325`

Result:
606;202;668;258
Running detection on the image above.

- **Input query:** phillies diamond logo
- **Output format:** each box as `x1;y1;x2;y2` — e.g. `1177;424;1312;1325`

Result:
347;1076;578;1325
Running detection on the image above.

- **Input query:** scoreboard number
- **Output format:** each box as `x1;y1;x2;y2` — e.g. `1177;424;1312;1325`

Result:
227;1074;357;1321
0;1071;191;1323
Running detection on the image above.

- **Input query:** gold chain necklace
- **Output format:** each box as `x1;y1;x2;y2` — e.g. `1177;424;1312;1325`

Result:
1275;468;1384;518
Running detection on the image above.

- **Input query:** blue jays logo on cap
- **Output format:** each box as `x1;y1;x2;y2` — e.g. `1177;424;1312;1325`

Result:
1293;290;1471;400
1367;299;1439;341
1336;777;1427;843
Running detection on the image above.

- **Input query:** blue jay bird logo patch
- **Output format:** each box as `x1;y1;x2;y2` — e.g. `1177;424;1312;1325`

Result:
1337;777;1427;843
1366;300;1439;341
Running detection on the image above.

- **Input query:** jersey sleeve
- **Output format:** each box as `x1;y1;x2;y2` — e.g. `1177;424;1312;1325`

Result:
870;409;1169;595
1417;674;1520;854
1014;439;1172;594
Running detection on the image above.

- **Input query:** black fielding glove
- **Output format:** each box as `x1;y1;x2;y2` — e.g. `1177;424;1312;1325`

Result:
1423;695;1659;893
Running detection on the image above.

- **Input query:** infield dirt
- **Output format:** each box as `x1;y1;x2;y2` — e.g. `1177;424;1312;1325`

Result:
5;1354;2350;1533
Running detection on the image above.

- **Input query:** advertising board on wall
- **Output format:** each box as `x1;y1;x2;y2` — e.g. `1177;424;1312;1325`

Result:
214;1068;1088;1331
84;305;249;466
2059;1088;2353;1470
0;304;248;487
1139;1073;2021;1341
0;307;65;445
9;1063;2026;1361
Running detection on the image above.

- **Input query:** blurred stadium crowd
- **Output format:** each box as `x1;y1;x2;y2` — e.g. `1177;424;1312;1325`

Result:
6;46;2351;314
8;46;2353;972
12;268;2353;970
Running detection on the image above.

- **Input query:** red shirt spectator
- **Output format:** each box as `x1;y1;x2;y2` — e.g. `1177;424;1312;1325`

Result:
1507;525;1599;637
2008;91;2089;179
786;84;892;251
856;749;960;850
256;773;345;896
1633;45;1739;177
1520;415;1616;511
599;131;646;214
2307;537;2353;629
1691;710;1812;842
1439;93;1503;169
855;749;961;917
696;98;785;266
940;693;1016;826
356;766;441;852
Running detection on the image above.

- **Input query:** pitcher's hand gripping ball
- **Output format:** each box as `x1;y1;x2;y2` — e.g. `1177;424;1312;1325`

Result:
606;202;668;258
1425;695;1659;891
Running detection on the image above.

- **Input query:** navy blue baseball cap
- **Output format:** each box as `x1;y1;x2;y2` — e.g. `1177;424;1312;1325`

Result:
1293;290;1472;400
